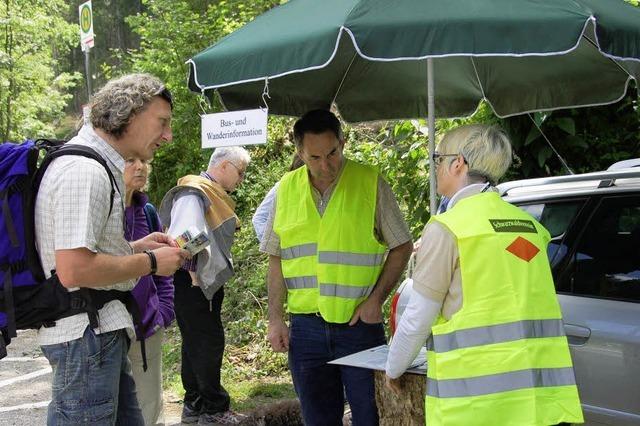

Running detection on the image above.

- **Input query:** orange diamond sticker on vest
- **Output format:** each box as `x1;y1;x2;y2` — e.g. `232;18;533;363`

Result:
506;236;540;262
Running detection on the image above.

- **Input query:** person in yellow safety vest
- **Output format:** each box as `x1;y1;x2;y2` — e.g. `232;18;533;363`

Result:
261;109;413;426
385;124;584;426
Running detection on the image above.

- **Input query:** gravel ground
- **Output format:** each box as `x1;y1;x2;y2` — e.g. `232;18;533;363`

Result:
0;329;183;426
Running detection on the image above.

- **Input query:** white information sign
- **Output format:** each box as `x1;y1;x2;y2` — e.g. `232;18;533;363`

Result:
79;1;94;49
201;108;268;148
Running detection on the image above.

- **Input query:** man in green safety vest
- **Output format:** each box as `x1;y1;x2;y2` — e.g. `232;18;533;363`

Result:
385;124;583;426
260;109;413;425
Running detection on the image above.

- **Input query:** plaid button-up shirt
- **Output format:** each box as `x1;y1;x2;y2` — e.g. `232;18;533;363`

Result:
34;125;135;345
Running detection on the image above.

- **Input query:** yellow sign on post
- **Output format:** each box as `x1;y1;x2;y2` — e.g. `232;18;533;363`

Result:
79;0;94;51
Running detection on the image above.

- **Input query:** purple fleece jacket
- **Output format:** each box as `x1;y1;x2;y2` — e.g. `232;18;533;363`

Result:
125;191;175;340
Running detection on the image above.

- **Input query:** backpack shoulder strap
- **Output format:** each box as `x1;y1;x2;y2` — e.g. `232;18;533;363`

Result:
33;144;120;217
143;202;161;233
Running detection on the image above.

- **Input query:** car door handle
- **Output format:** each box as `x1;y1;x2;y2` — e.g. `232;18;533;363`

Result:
564;324;591;346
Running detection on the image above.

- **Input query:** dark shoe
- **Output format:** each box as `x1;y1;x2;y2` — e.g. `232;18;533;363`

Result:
198;410;247;425
182;404;201;424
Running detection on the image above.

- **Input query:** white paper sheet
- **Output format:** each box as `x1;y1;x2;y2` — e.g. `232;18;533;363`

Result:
329;344;427;375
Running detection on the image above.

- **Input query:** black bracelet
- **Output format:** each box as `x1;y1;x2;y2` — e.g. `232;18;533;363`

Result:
144;250;157;275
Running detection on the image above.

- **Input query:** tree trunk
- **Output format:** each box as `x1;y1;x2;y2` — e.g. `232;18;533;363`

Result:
113;0;123;57
374;371;425;425
3;0;12;141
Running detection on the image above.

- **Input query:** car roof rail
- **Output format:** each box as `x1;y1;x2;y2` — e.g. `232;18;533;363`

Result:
498;168;640;196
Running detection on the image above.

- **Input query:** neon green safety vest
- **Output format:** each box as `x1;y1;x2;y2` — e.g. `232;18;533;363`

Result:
425;192;583;426
273;159;387;323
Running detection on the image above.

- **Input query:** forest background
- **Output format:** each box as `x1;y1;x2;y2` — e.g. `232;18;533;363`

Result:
1;0;638;411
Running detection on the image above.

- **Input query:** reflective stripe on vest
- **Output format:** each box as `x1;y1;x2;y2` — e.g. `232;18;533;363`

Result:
426;367;577;398
282;244;385;267
283;278;374;299
284;276;317;289
426;319;565;352
281;243;317;260
318;251;385;266
319;283;373;299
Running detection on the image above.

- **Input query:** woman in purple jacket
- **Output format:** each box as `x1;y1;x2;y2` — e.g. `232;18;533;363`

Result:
124;157;175;426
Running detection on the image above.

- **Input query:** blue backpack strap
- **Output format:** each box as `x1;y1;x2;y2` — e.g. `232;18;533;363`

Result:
143;203;161;233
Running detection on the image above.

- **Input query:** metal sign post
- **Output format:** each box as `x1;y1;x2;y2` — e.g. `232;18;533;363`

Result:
79;1;94;100
82;45;92;98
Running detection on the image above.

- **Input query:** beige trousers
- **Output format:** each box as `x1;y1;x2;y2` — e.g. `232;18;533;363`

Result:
129;328;165;426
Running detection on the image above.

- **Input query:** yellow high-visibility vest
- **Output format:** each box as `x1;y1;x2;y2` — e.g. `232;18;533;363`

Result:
425;191;583;426
274;159;387;323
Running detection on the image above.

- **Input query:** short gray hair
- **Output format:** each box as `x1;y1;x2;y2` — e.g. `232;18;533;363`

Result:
90;73;172;138
208;146;251;169
438;124;512;184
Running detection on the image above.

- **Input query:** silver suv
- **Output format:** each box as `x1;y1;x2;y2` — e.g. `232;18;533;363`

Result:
498;161;640;426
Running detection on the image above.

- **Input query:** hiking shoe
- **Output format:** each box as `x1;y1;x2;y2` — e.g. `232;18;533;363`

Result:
198;410;247;425
181;404;201;424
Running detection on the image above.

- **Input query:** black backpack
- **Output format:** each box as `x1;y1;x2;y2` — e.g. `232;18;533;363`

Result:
0;139;139;360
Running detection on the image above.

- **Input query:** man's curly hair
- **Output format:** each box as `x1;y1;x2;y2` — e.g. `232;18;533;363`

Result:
90;73;172;139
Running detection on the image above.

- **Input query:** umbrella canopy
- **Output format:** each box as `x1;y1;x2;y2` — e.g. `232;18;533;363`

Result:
187;0;640;211
188;0;640;121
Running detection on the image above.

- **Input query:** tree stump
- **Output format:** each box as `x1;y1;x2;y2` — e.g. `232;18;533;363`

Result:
374;371;425;425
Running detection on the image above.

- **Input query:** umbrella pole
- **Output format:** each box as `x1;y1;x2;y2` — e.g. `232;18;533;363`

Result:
427;58;436;214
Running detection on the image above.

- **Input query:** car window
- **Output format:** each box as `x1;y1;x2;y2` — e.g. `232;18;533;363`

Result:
518;201;583;238
557;195;640;302
517;200;585;265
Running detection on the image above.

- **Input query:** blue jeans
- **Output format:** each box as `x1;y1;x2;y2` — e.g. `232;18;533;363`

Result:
288;314;386;426
41;328;144;426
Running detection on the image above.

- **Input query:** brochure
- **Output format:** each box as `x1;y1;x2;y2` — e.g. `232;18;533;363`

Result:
175;226;210;256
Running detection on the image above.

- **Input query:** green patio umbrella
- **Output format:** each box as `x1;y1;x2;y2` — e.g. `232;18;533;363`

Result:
187;0;640;212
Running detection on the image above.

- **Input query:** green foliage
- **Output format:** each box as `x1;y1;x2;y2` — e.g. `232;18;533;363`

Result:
163;320;295;412
161;324;183;391
220;373;296;412
502;86;640;177
345;102;501;236
345;121;430;237
120;0;282;205
82;0;142;98
0;0;80;141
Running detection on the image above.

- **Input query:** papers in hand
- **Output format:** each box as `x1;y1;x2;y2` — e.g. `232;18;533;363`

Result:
175;227;210;256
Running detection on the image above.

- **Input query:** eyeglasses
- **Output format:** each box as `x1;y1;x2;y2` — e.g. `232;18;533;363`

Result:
432;152;460;166
228;161;246;178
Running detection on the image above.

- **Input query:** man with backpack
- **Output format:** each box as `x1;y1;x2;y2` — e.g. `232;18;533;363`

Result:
33;74;188;424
